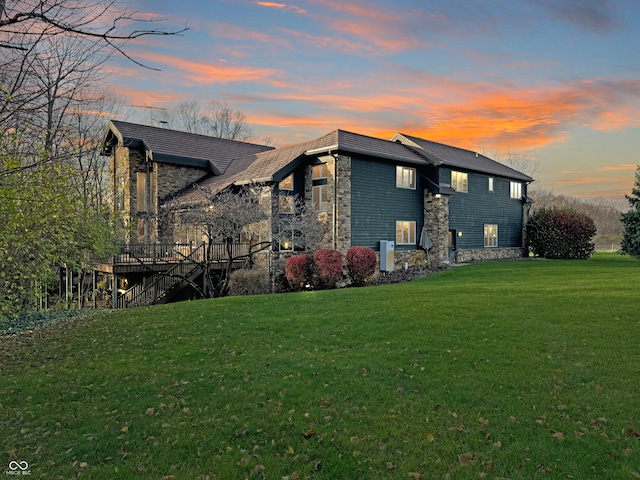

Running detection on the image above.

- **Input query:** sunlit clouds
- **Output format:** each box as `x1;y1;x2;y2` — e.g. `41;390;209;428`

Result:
108;0;640;201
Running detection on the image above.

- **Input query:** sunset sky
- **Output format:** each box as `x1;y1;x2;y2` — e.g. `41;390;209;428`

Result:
109;0;640;203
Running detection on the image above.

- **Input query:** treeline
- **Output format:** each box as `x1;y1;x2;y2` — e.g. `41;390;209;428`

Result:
530;191;624;250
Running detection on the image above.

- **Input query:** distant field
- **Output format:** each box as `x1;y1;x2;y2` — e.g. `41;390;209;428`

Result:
1;253;639;479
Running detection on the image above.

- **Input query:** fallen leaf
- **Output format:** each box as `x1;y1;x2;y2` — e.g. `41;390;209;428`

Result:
574;430;585;437
407;472;421;479
626;429;640;439
458;452;476;467
426;433;435;443
631;471;640;479
552;431;565;441
301;429;316;439
120;425;129;433
386;462;396;470
492;441;502;449
478;417;490;426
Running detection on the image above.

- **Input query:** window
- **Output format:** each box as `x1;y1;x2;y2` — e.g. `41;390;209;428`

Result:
396;221;416;245
313;185;329;212
510;181;522;199
136;172;147;211
279;228;294;252
279;174;293;191
451;171;468;192
279;195;294;213
484;224;498;248
312;163;329;212
488;177;494;192
312;164;328;180
396;166;416;189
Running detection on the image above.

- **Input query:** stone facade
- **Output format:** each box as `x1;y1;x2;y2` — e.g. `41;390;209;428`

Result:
456;247;524;263
423;191;450;267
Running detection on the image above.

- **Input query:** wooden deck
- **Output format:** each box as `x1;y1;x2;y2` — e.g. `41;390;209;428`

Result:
96;243;251;274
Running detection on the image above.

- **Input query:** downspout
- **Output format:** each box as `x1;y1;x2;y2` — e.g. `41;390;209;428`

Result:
333;154;338;251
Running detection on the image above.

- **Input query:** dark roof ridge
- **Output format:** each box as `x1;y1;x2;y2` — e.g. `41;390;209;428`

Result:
397;132;481;156
110;119;275;149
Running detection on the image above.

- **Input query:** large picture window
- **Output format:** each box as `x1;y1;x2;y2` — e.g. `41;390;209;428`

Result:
396;166;416;189
451;171;468;192
396;221;416;245
484;224;498;247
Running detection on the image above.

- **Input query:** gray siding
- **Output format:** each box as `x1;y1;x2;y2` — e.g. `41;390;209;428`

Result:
441;168;524;249
351;157;423;250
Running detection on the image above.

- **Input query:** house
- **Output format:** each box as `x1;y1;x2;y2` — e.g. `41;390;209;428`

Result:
99;120;533;307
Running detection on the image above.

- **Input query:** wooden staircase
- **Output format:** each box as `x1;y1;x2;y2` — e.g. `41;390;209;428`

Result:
117;244;206;309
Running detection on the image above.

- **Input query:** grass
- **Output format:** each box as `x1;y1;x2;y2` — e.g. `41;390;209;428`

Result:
1;253;639;479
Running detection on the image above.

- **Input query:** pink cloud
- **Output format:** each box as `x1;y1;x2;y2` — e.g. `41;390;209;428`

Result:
255;1;307;14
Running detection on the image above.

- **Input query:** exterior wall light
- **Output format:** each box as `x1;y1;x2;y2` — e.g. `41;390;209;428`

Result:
457;231;463;237
435;193;442;199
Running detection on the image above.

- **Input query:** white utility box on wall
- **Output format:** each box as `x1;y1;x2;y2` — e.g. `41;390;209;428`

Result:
379;240;395;272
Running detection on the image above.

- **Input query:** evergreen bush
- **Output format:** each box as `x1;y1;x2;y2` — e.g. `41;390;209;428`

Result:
620;166;640;260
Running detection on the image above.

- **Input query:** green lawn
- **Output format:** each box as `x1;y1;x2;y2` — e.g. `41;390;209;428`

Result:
1;254;639;479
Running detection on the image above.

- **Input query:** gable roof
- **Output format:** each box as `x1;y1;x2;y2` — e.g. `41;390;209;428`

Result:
101;120;274;175
392;133;533;182
169;129;432;206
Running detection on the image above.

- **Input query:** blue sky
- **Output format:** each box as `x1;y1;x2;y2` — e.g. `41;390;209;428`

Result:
109;0;640;203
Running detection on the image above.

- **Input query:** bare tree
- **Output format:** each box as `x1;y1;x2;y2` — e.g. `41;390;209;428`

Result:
170;100;253;141
0;1;186;62
203;100;252;141
172;100;202;134
160;184;327;297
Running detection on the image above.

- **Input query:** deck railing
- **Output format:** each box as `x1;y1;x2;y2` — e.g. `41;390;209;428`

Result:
114;242;251;264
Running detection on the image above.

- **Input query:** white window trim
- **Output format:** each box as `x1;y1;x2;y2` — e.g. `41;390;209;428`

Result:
312;163;328;180
484;224;498;248
312;184;328;212
510;181;522;199
451;171;468;193
396;221;416;245
396;166;416;190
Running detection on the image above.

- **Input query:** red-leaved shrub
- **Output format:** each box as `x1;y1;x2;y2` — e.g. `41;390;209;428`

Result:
346;246;377;286
526;207;596;259
314;249;343;288
285;254;314;290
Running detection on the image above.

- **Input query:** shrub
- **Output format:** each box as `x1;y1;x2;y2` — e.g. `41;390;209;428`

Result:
314;249;343;288
527;207;596;259
346;246;377;286
227;268;270;296
620;166;640;260
285;254;315;290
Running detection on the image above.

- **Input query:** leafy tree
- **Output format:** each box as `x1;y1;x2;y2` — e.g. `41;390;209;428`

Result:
0;144;117;318
526;207;596;259
620;166;640;260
